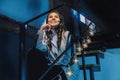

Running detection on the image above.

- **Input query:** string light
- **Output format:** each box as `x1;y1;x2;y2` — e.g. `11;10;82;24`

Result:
89;30;94;36
66;70;72;77
86;37;91;44
66;65;72;76
76;41;83;55
76;45;82;52
82;43;88;48
74;57;78;63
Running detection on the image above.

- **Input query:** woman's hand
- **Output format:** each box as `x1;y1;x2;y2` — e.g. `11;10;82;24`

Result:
40;24;52;31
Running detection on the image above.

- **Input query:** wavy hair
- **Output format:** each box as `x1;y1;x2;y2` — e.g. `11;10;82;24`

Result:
46;11;66;50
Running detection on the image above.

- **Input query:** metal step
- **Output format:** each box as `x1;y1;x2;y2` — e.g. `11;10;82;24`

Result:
77;50;105;59
80;64;100;72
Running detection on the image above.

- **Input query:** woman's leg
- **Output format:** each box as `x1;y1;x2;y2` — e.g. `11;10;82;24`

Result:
41;66;67;80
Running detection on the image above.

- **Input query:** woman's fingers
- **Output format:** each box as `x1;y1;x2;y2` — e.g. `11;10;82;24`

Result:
47;24;51;31
40;24;51;31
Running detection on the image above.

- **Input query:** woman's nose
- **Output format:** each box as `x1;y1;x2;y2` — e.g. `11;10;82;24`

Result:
52;17;55;20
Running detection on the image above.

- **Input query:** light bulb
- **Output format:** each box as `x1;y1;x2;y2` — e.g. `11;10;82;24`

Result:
74;57;78;63
86;38;91;44
77;46;82;52
66;66;72;76
66;70;72;76
82;43;88;48
89;31;94;36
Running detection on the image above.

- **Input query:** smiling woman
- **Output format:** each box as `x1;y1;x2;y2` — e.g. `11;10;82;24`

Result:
47;12;61;26
27;10;80;80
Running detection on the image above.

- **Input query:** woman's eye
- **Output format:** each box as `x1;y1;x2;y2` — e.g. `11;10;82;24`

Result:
54;15;59;18
48;16;52;18
48;15;59;19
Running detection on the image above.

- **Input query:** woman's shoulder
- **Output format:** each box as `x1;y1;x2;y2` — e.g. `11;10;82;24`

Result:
63;30;71;39
63;30;70;35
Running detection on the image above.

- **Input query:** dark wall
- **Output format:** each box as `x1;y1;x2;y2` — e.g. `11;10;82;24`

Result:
0;30;35;80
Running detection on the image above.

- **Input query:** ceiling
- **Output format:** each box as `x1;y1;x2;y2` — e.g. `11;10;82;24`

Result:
84;0;120;33
61;0;120;33
60;0;120;49
83;0;120;49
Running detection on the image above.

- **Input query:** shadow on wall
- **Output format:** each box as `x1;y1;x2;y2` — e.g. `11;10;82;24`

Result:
0;31;34;80
0;31;17;80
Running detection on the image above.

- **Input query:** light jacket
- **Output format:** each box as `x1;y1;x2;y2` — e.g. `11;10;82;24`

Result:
36;30;80;80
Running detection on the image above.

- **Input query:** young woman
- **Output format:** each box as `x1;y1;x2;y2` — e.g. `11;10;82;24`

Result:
35;11;80;80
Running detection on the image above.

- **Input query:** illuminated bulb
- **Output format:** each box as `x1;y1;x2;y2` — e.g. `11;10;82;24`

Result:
74;57;78;63
76;45;82;55
66;70;72;76
89;31;94;36
77;46;82;52
82;43;88;48
66;66;72;76
86;38;91;44
25;24;28;29
76;42;82;53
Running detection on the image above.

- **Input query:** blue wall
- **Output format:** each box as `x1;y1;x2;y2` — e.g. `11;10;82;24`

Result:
0;0;49;27
78;48;120;80
0;0;49;80
95;48;120;80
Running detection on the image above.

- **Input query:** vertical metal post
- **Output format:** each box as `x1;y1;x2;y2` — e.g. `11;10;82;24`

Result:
89;68;95;80
19;24;26;80
81;50;87;80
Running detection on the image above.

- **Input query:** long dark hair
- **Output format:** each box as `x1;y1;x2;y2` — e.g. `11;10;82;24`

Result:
46;11;66;50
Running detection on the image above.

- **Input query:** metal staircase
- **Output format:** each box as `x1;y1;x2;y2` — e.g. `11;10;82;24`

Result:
77;50;105;80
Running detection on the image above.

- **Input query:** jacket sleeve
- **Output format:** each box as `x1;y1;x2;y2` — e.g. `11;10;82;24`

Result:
36;30;48;53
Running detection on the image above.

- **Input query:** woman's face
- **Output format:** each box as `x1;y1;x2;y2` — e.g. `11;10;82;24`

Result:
47;12;60;28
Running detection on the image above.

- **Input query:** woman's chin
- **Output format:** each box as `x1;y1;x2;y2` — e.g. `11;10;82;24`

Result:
51;25;59;28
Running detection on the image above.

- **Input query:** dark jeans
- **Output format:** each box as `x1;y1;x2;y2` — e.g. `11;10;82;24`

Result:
27;48;67;80
27;48;49;80
40;65;67;80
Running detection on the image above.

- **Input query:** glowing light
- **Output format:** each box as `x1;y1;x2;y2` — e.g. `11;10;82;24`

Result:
76;46;82;52
74;57;78;63
82;43;88;48
80;14;85;24
86;38;91;44
76;41;82;52
89;30;94;36
25;24;28;29
66;70;72;76
66;66;72;76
